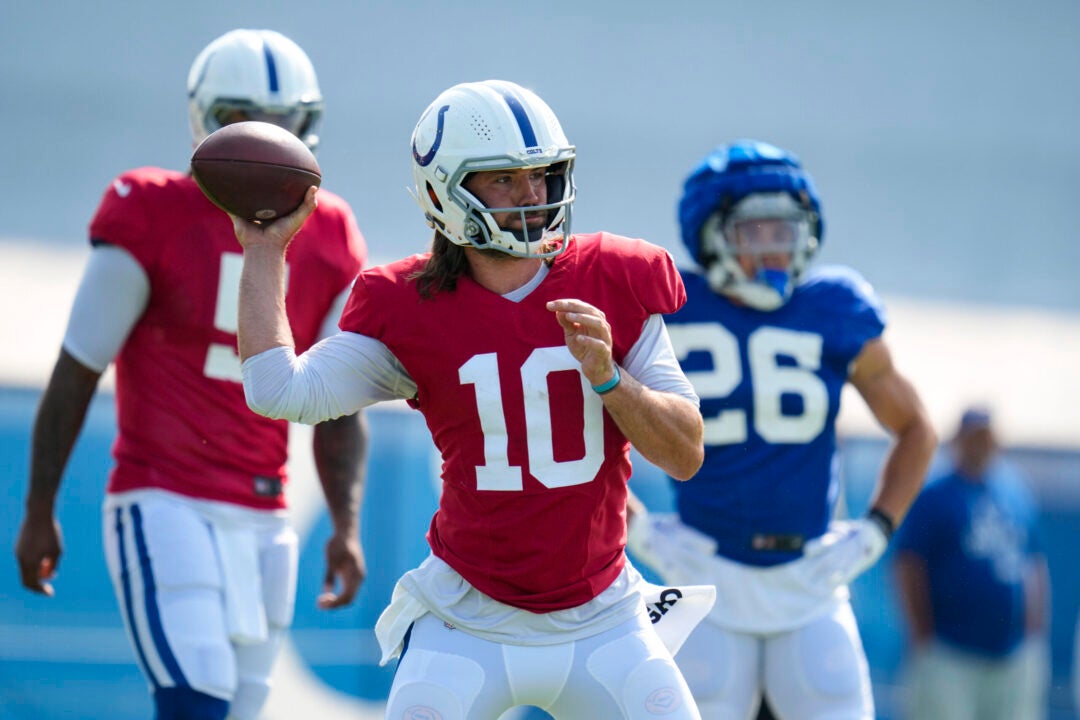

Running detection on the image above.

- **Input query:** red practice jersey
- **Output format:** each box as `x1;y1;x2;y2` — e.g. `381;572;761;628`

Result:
90;167;366;509
340;232;685;611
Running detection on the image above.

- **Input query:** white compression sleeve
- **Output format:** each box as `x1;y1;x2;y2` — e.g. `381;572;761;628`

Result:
623;314;700;406
62;245;150;372
241;331;417;424
244;314;695;423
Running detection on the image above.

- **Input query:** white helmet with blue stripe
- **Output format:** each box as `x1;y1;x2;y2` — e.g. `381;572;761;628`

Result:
187;29;323;151
411;79;576;258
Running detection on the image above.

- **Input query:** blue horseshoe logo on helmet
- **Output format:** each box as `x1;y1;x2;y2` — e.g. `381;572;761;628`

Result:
412;105;450;167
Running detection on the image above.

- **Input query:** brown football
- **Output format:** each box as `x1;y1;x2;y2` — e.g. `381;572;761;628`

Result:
190;121;321;223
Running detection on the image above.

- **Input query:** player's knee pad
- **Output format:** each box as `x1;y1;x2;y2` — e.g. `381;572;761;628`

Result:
111;572;234;703
765;608;873;719
586;624;699;719
154;686;229;720
793;614;866;698
386;647;485;720
625;656;698;718
153;590;237;700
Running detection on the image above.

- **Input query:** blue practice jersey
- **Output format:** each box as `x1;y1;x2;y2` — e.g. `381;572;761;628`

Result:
665;265;886;566
894;466;1039;657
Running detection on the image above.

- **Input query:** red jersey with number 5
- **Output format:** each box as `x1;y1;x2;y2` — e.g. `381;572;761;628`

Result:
89;167;366;509
339;232;684;611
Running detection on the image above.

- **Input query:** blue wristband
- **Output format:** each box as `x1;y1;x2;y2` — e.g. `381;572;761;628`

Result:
592;367;621;395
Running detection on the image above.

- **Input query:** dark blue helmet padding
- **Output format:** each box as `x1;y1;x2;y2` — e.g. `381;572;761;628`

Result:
678;140;824;266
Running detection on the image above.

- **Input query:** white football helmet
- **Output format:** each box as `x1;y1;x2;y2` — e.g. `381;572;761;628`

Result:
187;29;323;151
411;80;576;258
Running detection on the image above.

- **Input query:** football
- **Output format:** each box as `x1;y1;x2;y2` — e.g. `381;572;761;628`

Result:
190;120;321;223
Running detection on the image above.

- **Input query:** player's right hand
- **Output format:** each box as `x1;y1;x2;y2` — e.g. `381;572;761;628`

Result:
15;514;63;596
232;185;318;254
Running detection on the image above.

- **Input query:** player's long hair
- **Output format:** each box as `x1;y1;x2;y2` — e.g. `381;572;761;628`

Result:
411;232;468;299
411;231;558;300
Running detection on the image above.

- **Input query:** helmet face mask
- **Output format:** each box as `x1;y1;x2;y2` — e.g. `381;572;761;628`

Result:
679;141;823;311
411;80;576;258
701;192;819;310
455;159;574;251
187;29;324;151
208;101;321;141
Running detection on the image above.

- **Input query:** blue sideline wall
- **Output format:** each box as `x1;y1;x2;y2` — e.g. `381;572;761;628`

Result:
2;388;1077;719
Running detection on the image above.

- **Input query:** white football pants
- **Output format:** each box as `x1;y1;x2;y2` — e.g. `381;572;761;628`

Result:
102;491;298;720
386;611;702;719
676;602;873;720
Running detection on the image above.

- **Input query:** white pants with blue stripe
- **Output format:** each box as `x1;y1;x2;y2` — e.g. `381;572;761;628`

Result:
102;489;297;720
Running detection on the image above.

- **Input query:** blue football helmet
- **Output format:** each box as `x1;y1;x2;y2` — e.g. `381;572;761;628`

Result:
679;140;823;310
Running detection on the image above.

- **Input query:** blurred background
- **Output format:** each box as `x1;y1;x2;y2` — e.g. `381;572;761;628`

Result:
2;1;1078;718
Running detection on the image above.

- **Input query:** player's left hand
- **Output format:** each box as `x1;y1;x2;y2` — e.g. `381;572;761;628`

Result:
802;518;888;591
15;512;63;596
547;298;616;387
317;531;365;610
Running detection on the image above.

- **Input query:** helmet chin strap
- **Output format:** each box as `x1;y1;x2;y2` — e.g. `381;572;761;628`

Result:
727;282;787;311
707;262;791;311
